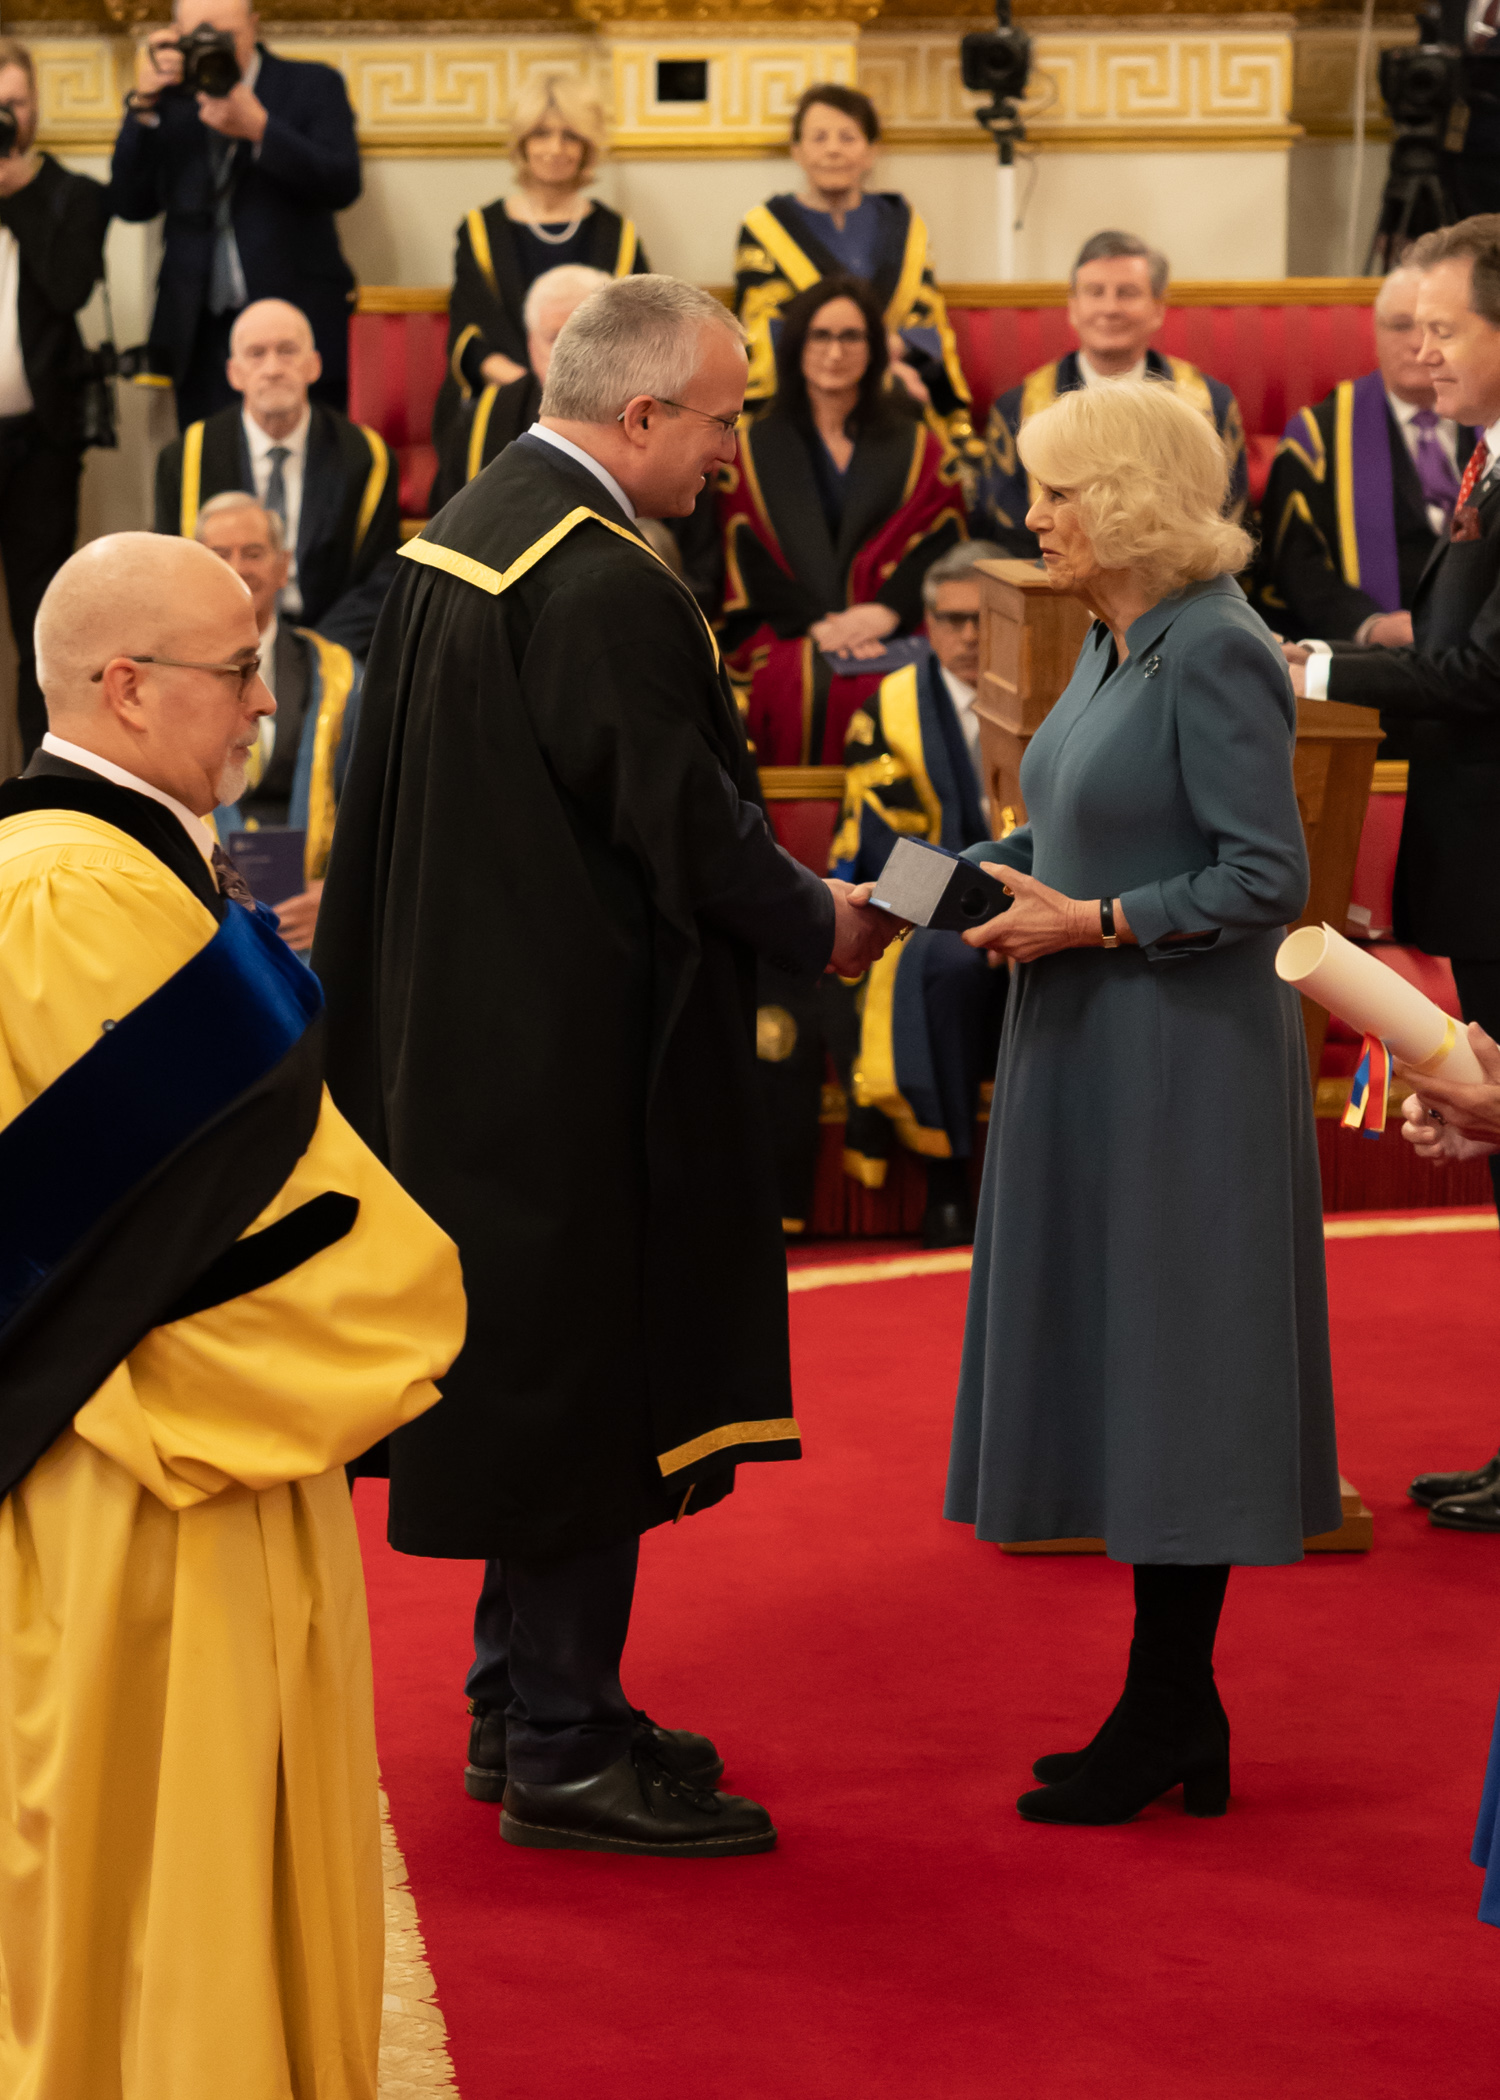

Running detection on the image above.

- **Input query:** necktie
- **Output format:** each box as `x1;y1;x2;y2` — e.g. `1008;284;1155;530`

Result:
1453;435;1490;522
211;843;256;910
206;137;247;317
1410;409;1462;519
264;445;290;529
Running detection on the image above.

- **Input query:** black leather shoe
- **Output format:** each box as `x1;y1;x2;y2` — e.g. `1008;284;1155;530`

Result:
501;1746;776;1857
1033;1686;1229;1785
1429;1480;1500;1532
1018;1694;1230;1825
464;1703;725;1802
1410;1452;1500;1508
922;1200;974;1251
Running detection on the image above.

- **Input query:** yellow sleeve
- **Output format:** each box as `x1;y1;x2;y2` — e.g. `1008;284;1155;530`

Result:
0;815;466;1508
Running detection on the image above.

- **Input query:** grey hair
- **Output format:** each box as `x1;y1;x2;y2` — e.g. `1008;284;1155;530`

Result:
1374;263;1422;319
194;489;286;551
540;274;747;424
1072;229;1169;301
523;263;611;331
922;539;1003;607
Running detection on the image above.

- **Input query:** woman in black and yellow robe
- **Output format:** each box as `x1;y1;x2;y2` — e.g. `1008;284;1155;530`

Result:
732;83;975;460
435;75;647;446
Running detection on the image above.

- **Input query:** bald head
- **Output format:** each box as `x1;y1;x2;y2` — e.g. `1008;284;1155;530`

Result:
1375;265;1437;407
227;299;321;437
37;533;271;815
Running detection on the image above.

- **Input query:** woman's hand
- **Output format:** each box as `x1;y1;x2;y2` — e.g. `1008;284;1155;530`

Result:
962;865;1131;964
481;352;528;389
811;603;900;660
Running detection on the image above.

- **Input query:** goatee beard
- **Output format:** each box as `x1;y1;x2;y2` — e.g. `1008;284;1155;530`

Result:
215;755;250;806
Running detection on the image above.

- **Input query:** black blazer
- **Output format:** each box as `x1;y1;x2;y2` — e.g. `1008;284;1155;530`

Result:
109;47;360;398
1327;470;1500;959
0;155;109;446
154;400;400;657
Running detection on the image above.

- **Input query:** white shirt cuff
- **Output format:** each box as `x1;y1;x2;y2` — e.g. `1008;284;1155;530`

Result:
1301;650;1331;701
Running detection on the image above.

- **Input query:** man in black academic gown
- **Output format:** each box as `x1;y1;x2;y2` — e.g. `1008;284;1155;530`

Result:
155;298;399;659
428;261;607;513
316;274;895;1856
1255;264;1473;642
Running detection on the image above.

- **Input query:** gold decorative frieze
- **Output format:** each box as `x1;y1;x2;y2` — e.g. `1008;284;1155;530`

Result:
608;29;857;155
862;24;1294;148
277;34;586;148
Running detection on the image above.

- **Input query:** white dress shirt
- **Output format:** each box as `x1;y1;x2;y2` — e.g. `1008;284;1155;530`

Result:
252;610;279;771
39;733;216;862
1078;352;1147;388
939;663;990;824
244;407;309;613
526;424;637;520
0;227;33;419
1304;412;1500;699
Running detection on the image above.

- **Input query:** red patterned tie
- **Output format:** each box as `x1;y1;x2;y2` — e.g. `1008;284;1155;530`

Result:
1454;436;1490;521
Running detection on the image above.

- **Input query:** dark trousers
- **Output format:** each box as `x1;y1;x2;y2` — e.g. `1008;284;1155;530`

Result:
466;1536;640;1784
175;306;350;429
1449;960;1500;1220
0;415;81;760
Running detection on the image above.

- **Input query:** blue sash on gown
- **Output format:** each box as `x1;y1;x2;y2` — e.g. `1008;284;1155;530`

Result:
1473;1690;1500;1925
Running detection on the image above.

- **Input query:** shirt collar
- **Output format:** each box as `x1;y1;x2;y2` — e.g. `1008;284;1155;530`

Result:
1077;351;1147;387
527;423;637;520
938;663;976;710
39;733;218;863
243;405;310;462
259;610;278;656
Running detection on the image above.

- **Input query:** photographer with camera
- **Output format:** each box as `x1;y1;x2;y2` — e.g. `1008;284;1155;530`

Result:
0;38;108;763
111;0;360;427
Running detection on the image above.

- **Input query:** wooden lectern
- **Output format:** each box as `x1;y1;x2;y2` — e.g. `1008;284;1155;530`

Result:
973;560;1383;1558
972;559;1386;1076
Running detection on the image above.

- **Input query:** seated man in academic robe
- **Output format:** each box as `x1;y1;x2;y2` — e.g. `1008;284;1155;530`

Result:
430;261;609;512
155;297;400;660
973;228;1247;556
1254;262;1473;643
832;539;1010;1246
195;488;360;952
0;531;465;2096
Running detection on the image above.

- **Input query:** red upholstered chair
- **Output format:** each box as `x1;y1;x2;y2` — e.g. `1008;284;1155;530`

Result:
945;282;1379;508
347;290;450;525
758;767;845;873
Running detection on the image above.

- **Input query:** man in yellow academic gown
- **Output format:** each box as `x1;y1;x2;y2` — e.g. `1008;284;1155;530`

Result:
0;532;465;2099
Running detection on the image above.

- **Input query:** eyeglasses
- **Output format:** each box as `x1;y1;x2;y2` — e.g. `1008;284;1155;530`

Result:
619;397;739;437
807;328;869;349
929;611;980;630
91;652;262;693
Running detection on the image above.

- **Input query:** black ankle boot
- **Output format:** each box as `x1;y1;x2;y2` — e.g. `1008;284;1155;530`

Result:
1022;1563;1231;1822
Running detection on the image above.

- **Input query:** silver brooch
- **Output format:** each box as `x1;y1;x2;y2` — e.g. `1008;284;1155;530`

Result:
1142;654;1163;678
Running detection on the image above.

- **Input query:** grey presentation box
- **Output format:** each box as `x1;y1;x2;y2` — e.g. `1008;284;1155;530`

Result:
870;838;1012;933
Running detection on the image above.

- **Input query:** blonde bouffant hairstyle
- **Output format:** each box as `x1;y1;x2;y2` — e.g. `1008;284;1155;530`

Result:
1017;378;1252;599
509;74;609;182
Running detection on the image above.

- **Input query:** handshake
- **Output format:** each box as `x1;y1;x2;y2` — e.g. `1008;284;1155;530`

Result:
822;879;902;977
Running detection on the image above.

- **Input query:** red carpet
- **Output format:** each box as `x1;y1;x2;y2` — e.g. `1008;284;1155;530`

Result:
357;1218;1500;2099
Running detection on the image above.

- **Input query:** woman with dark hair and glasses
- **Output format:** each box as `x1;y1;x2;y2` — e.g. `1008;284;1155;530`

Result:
719;274;966;770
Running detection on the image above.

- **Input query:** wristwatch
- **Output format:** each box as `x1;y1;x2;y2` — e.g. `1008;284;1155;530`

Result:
1100;897;1119;949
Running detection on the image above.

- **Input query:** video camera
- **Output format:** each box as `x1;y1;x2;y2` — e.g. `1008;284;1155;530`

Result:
1369;0;1500;266
163;25;242;100
961;0;1033;163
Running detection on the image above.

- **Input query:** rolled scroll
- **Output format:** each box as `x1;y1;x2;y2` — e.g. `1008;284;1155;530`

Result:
1275;923;1484;1083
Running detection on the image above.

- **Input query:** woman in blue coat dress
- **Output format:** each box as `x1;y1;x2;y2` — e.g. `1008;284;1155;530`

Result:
945;378;1343;1826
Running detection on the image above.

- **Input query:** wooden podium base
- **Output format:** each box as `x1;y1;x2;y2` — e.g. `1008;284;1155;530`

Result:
1000;1478;1372;1556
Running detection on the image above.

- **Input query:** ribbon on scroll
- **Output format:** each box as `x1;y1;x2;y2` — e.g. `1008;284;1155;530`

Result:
1342;1035;1391;1138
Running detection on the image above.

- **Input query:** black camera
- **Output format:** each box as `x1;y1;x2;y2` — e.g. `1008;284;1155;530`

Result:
174;25;241;99
77;340;172;452
961;1;1032;163
1379;38;1462;132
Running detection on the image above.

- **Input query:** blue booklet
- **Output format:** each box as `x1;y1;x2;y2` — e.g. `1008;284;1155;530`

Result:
223;827;306;907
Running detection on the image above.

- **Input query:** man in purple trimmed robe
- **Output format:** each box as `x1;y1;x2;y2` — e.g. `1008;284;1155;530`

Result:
1255;266;1476;643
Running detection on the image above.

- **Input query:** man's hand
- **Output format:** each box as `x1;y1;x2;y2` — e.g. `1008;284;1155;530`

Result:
197;81;268;143
1359;610;1414;648
825;878;900;977
1281;641;1312;667
134;31;182;103
481;351;528;388
1396;1020;1500;1154
811;603;900;662
272;879;323;951
1288;661;1308;698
